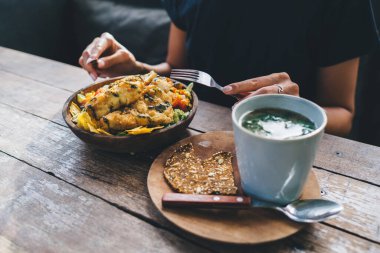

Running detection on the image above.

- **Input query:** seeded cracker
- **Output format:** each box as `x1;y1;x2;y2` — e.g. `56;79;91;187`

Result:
164;143;238;195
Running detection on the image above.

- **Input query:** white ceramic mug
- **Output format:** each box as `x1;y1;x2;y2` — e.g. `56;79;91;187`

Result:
232;94;327;205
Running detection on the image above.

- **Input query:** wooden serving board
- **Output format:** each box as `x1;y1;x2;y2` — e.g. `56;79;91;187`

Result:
147;131;321;244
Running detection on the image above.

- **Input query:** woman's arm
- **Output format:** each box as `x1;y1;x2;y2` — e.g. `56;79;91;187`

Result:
140;23;187;76
316;58;359;136
222;58;359;137
79;23;187;79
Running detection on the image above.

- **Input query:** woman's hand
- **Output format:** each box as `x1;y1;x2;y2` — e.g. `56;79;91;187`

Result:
78;32;144;80
222;72;299;98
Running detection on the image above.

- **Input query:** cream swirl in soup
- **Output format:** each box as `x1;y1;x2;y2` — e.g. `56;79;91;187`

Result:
240;108;316;139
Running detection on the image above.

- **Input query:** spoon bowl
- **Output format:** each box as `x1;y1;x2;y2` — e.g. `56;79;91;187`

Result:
253;199;343;223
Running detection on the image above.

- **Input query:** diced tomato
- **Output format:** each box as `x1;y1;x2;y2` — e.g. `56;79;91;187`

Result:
95;89;102;95
178;100;188;111
172;94;189;111
172;96;182;108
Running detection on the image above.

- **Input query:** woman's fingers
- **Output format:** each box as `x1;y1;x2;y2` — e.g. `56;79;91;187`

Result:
222;72;299;98
223;72;291;94
79;41;96;67
78;33;119;81
79;47;99;80
78;39;100;80
78;56;85;67
97;49;134;69
78;32;139;78
247;81;300;97
87;33;114;63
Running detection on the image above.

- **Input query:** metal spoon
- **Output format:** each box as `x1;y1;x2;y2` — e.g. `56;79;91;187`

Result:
162;193;343;223
252;198;343;223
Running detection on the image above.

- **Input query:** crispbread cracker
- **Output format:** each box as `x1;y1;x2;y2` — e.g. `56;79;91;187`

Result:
201;151;237;195
164;143;237;195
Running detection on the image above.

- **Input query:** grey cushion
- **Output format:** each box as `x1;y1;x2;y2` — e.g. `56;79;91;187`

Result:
71;0;170;64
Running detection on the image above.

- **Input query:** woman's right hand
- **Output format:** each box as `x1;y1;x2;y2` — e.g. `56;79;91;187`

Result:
78;32;144;80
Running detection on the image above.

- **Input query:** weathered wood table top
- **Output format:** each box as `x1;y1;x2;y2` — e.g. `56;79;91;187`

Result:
0;46;379;253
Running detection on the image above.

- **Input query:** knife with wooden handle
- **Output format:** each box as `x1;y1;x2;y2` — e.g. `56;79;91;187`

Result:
162;193;343;223
162;192;251;209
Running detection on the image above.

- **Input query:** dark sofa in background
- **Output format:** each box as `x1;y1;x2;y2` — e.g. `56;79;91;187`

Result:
1;0;379;146
0;0;169;66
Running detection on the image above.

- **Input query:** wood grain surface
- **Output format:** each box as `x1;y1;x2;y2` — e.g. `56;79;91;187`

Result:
0;47;379;252
0;153;208;253
0;102;378;244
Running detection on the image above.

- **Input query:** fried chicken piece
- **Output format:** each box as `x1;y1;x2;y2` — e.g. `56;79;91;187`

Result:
149;105;174;125
98;76;177;132
85;71;157;119
142;77;176;105
99;99;174;132
99;110;145;131
152;76;174;93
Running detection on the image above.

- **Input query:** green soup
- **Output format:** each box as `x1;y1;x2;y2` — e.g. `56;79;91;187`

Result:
241;108;316;139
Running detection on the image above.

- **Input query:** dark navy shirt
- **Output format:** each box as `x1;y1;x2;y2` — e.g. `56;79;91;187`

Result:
162;0;378;106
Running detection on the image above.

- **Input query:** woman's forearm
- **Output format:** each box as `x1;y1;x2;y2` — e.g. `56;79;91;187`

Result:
316;58;359;137
137;62;172;76
135;23;187;77
323;106;354;136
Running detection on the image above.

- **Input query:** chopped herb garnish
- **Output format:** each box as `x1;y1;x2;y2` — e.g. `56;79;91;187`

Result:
155;103;168;113
144;93;154;101
116;132;128;136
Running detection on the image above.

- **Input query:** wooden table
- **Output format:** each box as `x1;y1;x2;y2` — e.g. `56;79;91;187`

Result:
0;46;379;253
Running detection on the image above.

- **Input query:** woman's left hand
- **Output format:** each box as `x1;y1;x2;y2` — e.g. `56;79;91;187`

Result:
222;72;299;98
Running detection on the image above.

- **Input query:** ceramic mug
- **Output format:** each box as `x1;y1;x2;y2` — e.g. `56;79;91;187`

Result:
232;94;327;205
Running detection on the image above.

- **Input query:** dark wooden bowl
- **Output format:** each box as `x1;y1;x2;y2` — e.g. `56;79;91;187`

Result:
62;77;198;153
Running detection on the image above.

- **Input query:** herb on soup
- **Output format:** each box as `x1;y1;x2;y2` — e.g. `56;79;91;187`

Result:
241;108;316;139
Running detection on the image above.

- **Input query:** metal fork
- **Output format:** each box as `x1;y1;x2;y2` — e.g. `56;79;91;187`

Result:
170;69;239;100
170;69;223;91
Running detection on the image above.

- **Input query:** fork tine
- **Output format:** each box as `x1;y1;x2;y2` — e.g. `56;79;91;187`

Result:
171;73;199;79
170;74;197;80
170;73;199;79
171;69;199;75
170;75;197;83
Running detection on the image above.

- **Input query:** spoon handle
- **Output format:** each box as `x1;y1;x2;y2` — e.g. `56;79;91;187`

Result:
162;193;251;209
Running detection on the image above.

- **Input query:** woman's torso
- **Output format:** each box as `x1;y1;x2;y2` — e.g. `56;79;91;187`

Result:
163;0;377;106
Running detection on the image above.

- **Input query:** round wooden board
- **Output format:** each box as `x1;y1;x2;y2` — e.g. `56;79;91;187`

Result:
147;131;321;244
